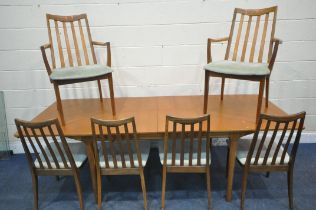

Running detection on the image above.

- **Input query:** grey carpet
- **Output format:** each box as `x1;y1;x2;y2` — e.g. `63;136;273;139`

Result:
0;144;315;210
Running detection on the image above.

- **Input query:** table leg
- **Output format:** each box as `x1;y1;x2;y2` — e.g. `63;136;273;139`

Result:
226;134;239;202
84;140;98;202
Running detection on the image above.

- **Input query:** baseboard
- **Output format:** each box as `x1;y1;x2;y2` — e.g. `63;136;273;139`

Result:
9;132;316;154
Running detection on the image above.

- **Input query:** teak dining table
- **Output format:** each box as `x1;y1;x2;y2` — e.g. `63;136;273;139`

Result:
28;94;287;202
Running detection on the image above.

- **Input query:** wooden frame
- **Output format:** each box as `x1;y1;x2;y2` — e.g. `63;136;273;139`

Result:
161;114;212;210
203;6;282;122
15;118;84;210
41;13;116;125
238;112;306;210
91;116;148;210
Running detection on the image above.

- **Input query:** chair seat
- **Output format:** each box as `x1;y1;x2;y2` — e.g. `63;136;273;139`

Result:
237;138;290;165
99;153;148;168
204;60;270;76
50;64;113;81
98;142;150;168
159;152;211;166
158;139;211;166
34;142;87;169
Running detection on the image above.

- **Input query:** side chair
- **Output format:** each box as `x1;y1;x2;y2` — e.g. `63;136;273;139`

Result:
160;114;212;210
91;116;149;210
234;112;306;210
15;118;87;210
41;14;116;125
203;6;282;122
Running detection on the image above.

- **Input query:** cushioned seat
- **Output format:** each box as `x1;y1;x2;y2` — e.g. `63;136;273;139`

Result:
159;152;211;166
99;153;148;168
50;64;113;81
159;140;211;166
34;142;87;169
98;141;150;168
236;138;290;165
204;60;270;76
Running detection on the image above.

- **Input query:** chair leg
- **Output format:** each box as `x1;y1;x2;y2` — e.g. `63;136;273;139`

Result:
226;146;230;178
206;166;212;210
161;166;167;210
288;167;294;210
53;84;65;125
31;174;38;210
140;169;148;210
256;80;265;123
203;71;210;114
97;173;102;210
240;168;248;210
265;77;270;108
221;77;225;101
73;173;84;210
97;80;103;100
108;74;116;116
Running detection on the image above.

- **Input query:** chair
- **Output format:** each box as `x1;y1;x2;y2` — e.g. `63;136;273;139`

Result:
90;117;149;210
235;112;305;210
41;14;116;125
15;118;87;210
203;6;282;122
160;115;212;210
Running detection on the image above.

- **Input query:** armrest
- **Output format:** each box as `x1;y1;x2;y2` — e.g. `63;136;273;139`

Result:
207;37;229;63
268;37;282;70
92;41;112;67
272;38;283;44
40;43;52;75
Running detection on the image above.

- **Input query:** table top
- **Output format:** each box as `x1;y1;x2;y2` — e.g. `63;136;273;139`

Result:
31;95;287;139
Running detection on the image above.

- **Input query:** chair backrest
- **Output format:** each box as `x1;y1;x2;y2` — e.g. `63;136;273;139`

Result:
91;117;143;169
163;115;211;167
15;118;77;170
225;6;277;64
245;112;306;167
46;14;97;69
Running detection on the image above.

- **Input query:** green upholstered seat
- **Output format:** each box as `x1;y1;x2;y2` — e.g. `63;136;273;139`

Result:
34;142;87;169
98;141;150;168
236;137;290;165
204;60;270;76
158;139;211;166
50;64;113;81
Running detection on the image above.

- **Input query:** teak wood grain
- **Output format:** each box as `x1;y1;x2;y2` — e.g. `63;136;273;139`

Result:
25;95;287;202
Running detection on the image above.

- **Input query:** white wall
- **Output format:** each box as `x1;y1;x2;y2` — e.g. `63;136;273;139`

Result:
1;0;316;149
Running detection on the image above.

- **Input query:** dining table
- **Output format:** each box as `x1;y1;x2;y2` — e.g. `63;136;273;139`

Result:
27;94;287;202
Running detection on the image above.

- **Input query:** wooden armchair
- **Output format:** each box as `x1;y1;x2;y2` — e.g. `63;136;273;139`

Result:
15;118;87;210
160;115;212;210
236;112;305;210
203;6;282;122
41;14;116;125
91;117;149;210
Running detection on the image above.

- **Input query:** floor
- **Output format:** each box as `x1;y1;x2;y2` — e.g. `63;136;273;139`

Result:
0;144;315;210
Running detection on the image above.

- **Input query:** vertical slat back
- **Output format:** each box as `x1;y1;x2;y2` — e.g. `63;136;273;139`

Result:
91;117;142;169
70;21;82;66
14;119;77;170
258;13;269;63
241;16;252;62
232;14;244;61
225;6;277;64
245;112;306;167
62;22;73;67
46;14;95;69
164;115;211;167
249;16;260;63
